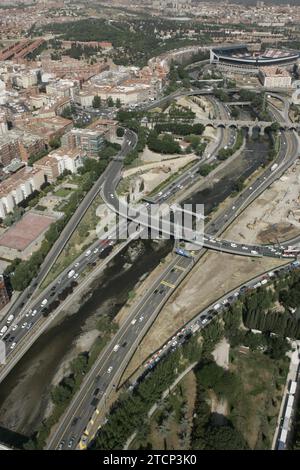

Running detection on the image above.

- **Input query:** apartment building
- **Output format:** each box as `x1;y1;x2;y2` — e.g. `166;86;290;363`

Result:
0;166;45;219
0;129;45;166
61;128;105;157
16;116;73;144
33;147;85;183
259;67;292;88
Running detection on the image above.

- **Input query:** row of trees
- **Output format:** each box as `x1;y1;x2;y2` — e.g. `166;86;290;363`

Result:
91;335;202;450
154;122;204;137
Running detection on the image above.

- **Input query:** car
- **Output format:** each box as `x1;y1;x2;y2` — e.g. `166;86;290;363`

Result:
31;309;37;317
27;322;33;330
107;366;113;374
93;248;99;254
74;262;80;268
10;342;16;350
21;322;28;329
85;250;91;257
12;324;18;331
131;319;137;325
58;441;65;450
242;246;248;250
41;298;48;307
68;437;75;448
139;316;144;322
25;311;31;317
113;344;120;352
230;243;237;248
251;250;258;255
7;314;14;324
73;273;79;280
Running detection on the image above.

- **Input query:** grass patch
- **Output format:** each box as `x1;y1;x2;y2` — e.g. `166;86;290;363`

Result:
55;187;73;198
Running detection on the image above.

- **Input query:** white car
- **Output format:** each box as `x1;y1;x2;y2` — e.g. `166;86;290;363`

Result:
41;298;48;307
73;273;79;280
230;243;237;248
31;310;37;317
10;342;16;350
12;324;19;331
242;246;248;250
131;319;137;325
113;344;120;352
107;366;113;374
74;262;80;268
139;316;144;322
21;322;28;329
93;248;99;254
85;250;91;257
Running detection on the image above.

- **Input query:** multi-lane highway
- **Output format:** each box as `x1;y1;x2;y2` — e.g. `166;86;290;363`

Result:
47;95;299;450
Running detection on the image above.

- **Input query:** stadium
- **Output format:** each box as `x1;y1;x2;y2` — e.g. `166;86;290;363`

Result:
210;44;300;74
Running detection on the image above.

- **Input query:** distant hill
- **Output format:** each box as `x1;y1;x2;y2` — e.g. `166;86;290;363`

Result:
194;0;299;5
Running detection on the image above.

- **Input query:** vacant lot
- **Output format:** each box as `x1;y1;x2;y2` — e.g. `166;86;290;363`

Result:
229;349;288;449
0;212;55;251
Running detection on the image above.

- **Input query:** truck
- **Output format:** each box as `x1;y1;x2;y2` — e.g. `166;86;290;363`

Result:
68;269;75;279
271;163;278;172
7;314;14;324
0;325;8;336
175;248;191;258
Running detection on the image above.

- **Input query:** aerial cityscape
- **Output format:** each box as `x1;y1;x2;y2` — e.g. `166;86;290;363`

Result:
0;0;300;457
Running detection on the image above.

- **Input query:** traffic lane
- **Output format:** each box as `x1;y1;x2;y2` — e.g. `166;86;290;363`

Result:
51;255;193;449
2;237;121;357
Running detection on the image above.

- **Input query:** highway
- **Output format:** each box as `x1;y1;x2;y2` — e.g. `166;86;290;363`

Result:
47;97;299;450
0;87;298;450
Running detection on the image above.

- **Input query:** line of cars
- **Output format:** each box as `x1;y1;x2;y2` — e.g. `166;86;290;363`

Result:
142;260;300;372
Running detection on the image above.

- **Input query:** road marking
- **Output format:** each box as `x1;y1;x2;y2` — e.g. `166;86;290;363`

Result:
174;265;186;272
161;280;175;288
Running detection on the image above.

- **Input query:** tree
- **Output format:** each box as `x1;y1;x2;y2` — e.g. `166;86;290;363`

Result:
116;127;124;137
107;96;114;107
115;98;122;108
92;95;101;108
204;424;249;450
49;136;61;149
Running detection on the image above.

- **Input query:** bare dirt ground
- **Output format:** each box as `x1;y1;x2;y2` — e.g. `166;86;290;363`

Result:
223;160;300;244
212;338;230;370
122;251;286;383
120;154;198;199
177;96;218;143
